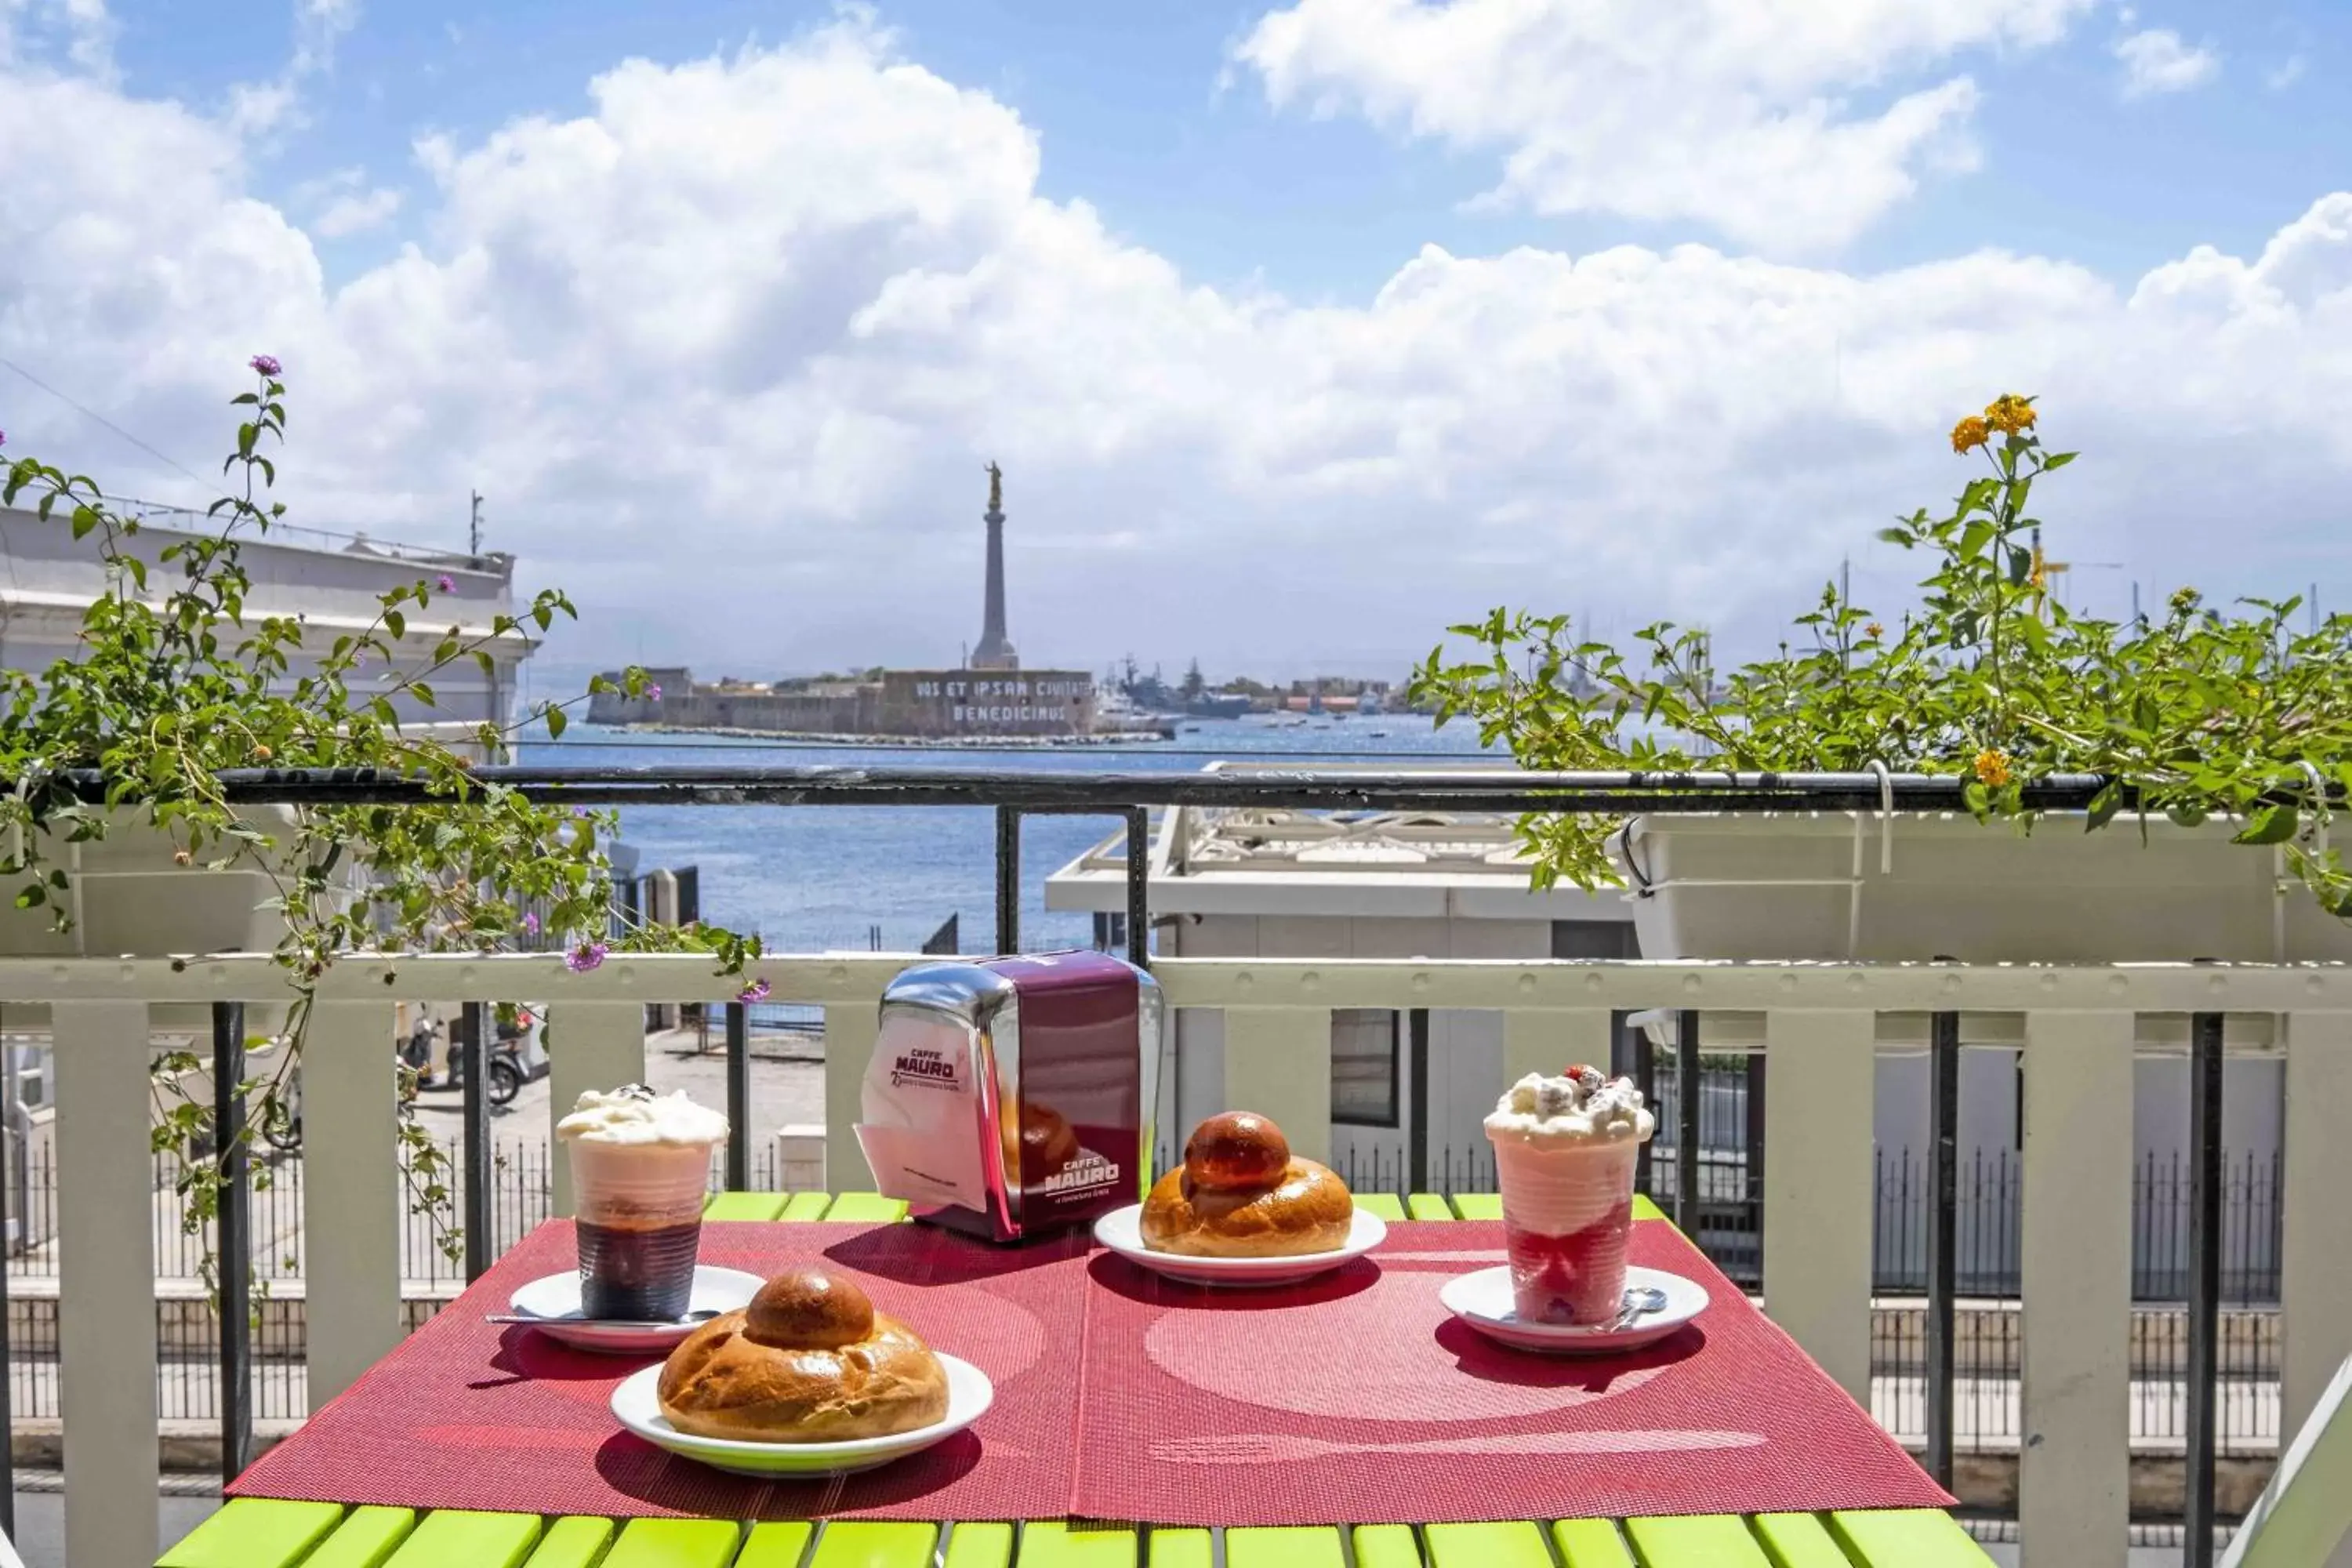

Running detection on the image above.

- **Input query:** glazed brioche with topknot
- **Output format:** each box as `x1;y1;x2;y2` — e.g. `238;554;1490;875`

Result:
655;1267;948;1442
1138;1112;1355;1258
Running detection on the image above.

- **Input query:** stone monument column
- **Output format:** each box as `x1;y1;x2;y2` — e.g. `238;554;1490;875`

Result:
971;461;1018;670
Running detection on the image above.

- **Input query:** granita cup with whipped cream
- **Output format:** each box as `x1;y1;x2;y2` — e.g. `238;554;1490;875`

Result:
1484;1065;1656;1327
555;1086;728;1321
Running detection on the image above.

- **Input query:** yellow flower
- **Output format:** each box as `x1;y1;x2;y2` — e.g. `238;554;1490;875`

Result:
1984;394;2038;436
1951;416;1990;454
1864;622;1885;638
1973;748;2012;788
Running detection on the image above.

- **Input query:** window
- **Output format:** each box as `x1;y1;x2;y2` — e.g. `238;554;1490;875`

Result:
1552;920;1639;959
1330;1009;1401;1127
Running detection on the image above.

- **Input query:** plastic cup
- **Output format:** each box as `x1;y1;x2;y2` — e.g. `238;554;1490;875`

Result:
1487;1132;1640;1326
566;1137;716;1321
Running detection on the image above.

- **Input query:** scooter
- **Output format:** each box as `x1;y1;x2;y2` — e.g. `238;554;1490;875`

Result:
401;1014;441;1080
441;1007;535;1108
487;1009;535;1108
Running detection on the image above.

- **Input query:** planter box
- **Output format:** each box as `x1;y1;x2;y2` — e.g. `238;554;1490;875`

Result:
0;808;336;1032
0;810;303;957
1610;812;2352;963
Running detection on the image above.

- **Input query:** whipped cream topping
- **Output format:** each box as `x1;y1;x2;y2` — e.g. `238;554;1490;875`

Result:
1485;1067;1654;1145
555;1084;728;1147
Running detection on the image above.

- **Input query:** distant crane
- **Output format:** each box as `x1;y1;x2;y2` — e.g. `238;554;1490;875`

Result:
2029;526;2123;619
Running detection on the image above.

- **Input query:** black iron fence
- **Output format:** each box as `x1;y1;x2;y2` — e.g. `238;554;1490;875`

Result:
1874;1148;2285;1304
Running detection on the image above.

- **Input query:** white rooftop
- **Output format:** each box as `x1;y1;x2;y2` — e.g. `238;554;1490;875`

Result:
1044;762;1632;922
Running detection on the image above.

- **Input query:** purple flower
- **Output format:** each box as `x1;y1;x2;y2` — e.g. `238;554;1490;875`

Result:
736;978;771;1004
249;354;282;378
436;574;455;593
521;911;540;935
645;683;662;700
564;941;609;974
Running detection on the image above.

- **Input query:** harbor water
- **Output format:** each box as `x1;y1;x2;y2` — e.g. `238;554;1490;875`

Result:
523;716;1494;956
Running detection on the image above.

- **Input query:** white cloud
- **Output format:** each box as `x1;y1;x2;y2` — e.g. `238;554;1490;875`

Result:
2267;55;2306;91
312;184;401;237
1;0;117;75
2115;28;2220;98
227;0;362;135
1232;0;2095;255
291;0;359;75
4;16;2352;675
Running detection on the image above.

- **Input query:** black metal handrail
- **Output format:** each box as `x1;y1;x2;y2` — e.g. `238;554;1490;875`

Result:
34;762;2245;811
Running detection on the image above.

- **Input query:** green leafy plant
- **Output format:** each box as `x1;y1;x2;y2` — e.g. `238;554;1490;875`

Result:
1;359;765;1278
1411;394;2352;913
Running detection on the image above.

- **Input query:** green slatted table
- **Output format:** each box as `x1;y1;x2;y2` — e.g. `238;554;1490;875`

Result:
159;1192;1992;1568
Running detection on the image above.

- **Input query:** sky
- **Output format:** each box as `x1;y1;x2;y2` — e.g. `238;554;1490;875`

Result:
2;0;2350;683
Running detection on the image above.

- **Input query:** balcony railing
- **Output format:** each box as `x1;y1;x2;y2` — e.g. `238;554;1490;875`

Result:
3;765;2348;1568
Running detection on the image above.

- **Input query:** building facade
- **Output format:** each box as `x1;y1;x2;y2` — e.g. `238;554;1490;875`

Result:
587;667;1098;737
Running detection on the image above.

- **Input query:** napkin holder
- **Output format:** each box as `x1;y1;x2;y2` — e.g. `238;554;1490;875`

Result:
855;950;1160;1243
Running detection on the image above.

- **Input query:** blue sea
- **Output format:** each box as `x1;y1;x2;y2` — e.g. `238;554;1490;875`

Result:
518;716;1495;954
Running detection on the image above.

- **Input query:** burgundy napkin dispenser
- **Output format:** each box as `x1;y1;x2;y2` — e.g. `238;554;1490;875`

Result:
855;950;1161;1242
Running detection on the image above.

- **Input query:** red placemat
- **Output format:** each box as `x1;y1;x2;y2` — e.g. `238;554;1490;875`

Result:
235;1218;1949;1527
230;1222;1090;1522
1069;1220;1953;1526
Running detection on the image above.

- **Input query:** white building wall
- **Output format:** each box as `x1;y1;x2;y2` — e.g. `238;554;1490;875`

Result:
0;506;531;730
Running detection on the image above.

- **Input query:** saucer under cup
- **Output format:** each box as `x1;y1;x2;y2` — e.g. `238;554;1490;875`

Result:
1441;1264;1707;1355
1094;1204;1386;1287
611;1354;994;1477
506;1265;762;1354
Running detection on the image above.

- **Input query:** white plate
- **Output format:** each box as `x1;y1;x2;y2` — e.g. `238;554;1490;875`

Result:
505;1266;764;1355
610;1354;994;1477
1440;1265;1708;1356
1092;1203;1387;1288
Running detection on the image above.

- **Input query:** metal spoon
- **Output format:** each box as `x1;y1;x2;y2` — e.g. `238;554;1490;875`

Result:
1608;1286;1668;1330
485;1308;722;1330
